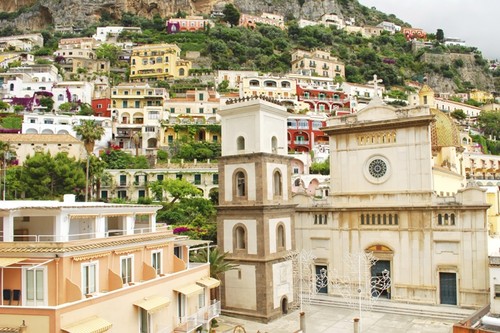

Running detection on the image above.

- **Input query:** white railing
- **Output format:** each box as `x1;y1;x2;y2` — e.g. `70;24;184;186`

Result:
175;301;221;332
10;226;168;243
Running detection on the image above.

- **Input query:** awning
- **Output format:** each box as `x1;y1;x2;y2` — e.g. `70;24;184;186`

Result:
0;258;26;268
133;296;170;313
173;239;211;247
197;277;220;289
69;214;98;219
174;284;204;297
61;316;112;333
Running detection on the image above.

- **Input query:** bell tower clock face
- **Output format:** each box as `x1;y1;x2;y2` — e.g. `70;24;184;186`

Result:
364;155;391;184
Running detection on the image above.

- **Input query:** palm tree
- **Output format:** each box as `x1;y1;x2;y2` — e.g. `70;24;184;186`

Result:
191;246;238;300
73;120;105;201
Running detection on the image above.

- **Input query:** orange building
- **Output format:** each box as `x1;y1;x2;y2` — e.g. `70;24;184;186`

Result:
0;195;220;333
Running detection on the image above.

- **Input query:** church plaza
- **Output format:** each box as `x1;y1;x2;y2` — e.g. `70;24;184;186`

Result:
213;301;472;333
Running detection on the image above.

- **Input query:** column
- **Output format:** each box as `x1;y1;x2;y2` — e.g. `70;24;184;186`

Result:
124;215;135;235
2;214;14;242
149;213;157;233
95;215;106;238
55;214;70;242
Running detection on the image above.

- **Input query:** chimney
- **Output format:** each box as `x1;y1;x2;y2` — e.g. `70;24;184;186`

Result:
63;194;76;203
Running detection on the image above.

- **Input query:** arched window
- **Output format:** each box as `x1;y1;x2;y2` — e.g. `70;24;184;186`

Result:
179;68;185;76
294;179;301;187
235;171;246;197
273;170;282;196
9;83;14;91
235;226;246;250
237;136;245;151
277;224;285;249
272;136;278;153
58;94;64;101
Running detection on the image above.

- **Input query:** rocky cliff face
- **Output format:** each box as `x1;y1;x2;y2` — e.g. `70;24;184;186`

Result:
421;53;494;93
0;0;343;31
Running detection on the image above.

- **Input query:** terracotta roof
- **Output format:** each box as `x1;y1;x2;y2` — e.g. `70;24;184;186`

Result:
0;233;175;254
0;133;81;144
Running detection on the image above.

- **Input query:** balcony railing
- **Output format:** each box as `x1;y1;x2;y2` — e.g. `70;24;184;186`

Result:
294;140;310;145
174;301;221;333
2;225;172;243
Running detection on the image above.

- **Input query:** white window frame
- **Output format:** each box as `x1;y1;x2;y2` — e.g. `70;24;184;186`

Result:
151;249;162;275
81;261;99;295
139;307;151;333
22;266;48;306
120;254;134;285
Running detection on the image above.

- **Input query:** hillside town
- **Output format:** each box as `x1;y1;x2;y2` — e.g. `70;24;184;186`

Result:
0;4;500;333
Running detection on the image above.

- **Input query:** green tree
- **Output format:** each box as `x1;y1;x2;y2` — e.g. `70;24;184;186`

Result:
78;103;94;116
477;111;500;139
451;109;467;120
436;29;444;42
222;4;240;27
38;97;54;111
19;152;85;199
0;100;9;110
95;43;121;67
191;247;238;299
149;178;202;204
73;119;105;201
310;159;330;175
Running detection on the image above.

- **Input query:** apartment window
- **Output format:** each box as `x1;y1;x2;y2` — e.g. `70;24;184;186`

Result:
97;103;102;108
58;94;64;101
145;126;155;132
157;174;164;181
151;250;162;275
212;108;217;114
81;262;98;295
117;190;127;199
199;107;204;114
194;174;201;185
24;266;47;306
212;135;218;142
212;174;219;185
148;111;159;119
199;93;204;100
134;101;140;108
120;255;133;285
168;135;174;144
170;107;175;113
277;224;285;249
273;170;282;196
237;136;245;150
186;108;191;114
122;101;128;108
101;190;108;199
176;174;182;180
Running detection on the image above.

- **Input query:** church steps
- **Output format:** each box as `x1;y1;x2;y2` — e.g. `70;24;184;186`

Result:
308;294;474;321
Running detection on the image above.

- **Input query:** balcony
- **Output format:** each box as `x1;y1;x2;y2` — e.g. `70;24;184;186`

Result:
294;140;310;145
174;301;221;332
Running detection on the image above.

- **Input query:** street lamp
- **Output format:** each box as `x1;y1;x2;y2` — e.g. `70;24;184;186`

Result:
3;151;10;201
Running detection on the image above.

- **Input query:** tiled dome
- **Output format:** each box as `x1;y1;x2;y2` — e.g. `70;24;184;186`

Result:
430;108;461;149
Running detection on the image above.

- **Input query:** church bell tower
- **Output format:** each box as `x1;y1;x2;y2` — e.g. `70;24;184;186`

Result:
217;96;296;322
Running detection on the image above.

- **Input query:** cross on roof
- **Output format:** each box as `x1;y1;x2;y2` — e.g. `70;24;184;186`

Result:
368;74;383;98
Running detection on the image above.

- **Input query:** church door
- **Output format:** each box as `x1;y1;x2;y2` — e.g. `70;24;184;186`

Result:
315;265;328;294
371;260;391;299
439;272;457;305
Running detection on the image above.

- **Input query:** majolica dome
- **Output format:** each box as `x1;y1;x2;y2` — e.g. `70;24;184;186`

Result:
430;108;461;150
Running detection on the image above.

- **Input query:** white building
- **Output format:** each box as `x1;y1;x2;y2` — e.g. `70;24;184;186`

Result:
93;26;142;42
377;21;401;34
51;81;95;109
215;70;259;90
22;114;112;155
321;14;345;29
0;65;60;100
435;97;482;118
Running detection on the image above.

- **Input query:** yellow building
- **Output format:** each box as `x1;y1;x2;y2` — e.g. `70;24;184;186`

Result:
129;44;191;82
469;89;494;103
291;49;345;78
111;82;168;156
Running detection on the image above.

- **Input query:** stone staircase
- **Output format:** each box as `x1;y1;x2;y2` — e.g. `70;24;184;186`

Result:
309;294;475;321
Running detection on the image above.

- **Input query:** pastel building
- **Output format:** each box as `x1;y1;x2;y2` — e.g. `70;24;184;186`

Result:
239;13;285;30
0;195;220;333
111;83;168;155
291;49;345;79
0;133;84;164
129;44;191;82
166;16;210;33
100;162;219;201
22;114;112;155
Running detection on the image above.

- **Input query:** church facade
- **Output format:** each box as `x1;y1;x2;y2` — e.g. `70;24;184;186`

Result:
295;97;489;307
217;92;490;321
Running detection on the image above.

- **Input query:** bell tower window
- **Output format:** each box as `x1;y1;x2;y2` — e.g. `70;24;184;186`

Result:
237;136;245;151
